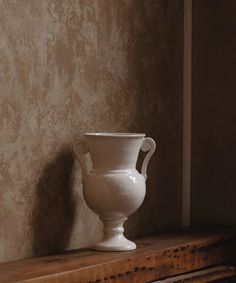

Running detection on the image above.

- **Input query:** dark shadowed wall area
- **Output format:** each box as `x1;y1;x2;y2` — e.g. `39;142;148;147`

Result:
0;0;183;263
191;0;236;225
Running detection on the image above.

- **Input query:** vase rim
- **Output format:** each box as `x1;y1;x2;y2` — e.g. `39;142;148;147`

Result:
84;132;146;138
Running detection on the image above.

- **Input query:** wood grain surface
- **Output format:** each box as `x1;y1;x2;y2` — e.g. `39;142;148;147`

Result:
0;229;235;283
153;265;236;282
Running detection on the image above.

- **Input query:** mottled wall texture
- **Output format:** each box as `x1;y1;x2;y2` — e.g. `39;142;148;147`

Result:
0;0;183;263
191;1;236;225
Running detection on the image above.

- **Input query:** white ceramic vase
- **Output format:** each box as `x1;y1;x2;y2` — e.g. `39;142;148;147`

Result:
73;133;156;251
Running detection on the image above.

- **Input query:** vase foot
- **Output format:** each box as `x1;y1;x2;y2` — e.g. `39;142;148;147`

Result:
92;217;136;251
92;235;136;251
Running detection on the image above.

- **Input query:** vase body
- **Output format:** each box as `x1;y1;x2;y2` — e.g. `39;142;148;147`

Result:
74;133;156;251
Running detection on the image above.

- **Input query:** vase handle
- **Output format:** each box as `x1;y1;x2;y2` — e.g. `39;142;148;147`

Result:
73;140;89;182
141;137;156;180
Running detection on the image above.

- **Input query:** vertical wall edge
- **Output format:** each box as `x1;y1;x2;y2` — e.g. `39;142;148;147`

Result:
182;0;192;227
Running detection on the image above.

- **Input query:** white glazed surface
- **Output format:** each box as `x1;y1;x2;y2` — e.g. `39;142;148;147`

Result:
84;169;146;218
74;133;156;251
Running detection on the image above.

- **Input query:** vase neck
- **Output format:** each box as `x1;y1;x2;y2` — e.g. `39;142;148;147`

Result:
85;136;144;170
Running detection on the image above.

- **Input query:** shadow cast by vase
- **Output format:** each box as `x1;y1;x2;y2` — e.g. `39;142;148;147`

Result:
32;148;76;256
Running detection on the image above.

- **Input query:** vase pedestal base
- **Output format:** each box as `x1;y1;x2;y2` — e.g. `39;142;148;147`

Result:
92;217;136;252
92;236;136;252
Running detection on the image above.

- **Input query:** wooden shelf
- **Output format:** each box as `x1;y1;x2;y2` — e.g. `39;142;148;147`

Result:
0;229;236;283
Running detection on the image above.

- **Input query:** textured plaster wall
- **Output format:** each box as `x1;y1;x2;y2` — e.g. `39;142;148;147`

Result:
0;0;183;263
191;0;236;225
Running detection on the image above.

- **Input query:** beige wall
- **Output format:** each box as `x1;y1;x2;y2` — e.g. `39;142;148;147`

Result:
0;0;183;263
191;0;236;225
